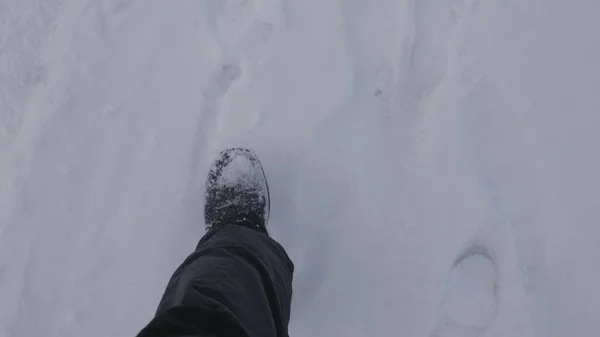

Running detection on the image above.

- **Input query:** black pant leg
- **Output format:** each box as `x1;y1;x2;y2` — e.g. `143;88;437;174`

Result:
137;225;294;337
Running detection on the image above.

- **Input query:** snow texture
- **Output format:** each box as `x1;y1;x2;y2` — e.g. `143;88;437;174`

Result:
1;0;599;336
214;150;266;190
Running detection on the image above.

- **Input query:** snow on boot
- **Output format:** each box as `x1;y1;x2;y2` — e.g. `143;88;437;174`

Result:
204;148;270;234
430;246;498;337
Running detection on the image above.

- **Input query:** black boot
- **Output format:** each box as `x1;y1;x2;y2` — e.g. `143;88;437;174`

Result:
204;148;270;234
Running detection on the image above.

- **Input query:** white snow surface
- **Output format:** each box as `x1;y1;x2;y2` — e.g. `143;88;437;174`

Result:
214;150;265;189
1;0;599;336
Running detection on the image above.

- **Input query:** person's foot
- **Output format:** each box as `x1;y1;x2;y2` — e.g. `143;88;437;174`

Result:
204;148;270;233
430;246;498;337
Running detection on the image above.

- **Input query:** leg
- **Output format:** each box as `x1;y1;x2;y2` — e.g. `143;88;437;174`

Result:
138;149;293;337
138;225;293;337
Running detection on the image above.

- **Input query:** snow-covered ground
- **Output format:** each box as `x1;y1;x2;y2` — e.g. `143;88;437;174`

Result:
1;0;599;336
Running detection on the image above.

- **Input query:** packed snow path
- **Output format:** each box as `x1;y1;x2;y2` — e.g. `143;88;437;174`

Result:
1;0;599;336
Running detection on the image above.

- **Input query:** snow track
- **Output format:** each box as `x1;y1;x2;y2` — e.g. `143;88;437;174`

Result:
1;0;599;336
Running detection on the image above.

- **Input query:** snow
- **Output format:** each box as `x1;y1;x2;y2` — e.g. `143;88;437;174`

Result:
214;150;265;189
1;0;599;336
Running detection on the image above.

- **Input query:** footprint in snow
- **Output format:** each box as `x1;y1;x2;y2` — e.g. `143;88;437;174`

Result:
430;246;498;337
